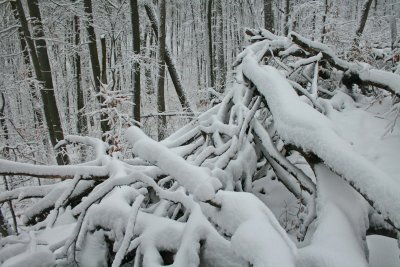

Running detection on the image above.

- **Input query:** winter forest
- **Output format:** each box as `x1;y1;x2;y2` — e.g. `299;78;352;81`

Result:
0;0;400;266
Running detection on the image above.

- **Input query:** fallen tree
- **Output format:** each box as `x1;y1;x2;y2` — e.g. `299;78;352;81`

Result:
0;30;399;267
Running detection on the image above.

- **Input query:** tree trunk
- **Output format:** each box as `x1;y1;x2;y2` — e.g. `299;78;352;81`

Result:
0;93;18;235
321;0;329;43
207;0;215;88
73;13;87;135
100;35;108;85
354;0;374;43
215;0;225;93
83;0;110;135
284;0;290;36
23;0;69;165
130;0;141;123
10;1;51;154
157;0;167;140
144;3;193;113
264;0;274;32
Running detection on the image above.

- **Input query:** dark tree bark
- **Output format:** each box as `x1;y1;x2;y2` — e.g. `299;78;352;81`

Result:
284;0;291;36
144;3;192;113
207;0;215;88
157;0;167;140
130;0;141;123
0;93;18;235
18;0;69;165
73;13;87;135
0;207;11;237
83;0;110;135
215;0;225;93
321;0;329;43
264;0;274;32
10;1;49;151
100;35;108;84
355;0;374;43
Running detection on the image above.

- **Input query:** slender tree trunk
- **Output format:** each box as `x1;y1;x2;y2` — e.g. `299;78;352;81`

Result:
0;93;18;235
321;0;329;43
83;0;110;135
73;14;87;135
0;208;11;237
207;0;215;88
20;0;69;165
100;35;108;84
264;0;274;32
143;3;192;112
215;0;225;93
10;1;51;156
130;0;141;123
284;0;291;36
354;0;374;44
157;0;167;140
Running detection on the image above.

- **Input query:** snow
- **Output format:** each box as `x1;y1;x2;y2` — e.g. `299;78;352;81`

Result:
201;191;297;265
125;126;222;201
242;50;400;229
2;250;56;267
297;164;369;267
0;159;109;179
367;235;400;267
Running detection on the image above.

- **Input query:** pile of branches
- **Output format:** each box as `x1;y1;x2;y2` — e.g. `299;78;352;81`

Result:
0;30;399;267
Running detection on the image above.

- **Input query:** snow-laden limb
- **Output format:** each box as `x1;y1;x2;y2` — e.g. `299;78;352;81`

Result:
0;159;109;180
242;50;400;230
0;184;56;204
55;135;109;161
289;31;400;98
22;180;95;225
125;126;222;201
297;164;369;267
201;191;297;267
111;194;144;267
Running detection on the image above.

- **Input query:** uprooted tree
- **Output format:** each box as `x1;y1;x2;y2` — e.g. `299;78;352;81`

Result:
0;30;400;267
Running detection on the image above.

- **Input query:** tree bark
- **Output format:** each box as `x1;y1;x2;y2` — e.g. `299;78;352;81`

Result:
100;35;108;85
10;1;50;153
0;93;18;235
215;0;225;93
73;13;87;135
321;0;329;43
21;0;69;165
284;0;291;36
83;0;110;135
207;0;215;88
355;0;374;42
130;0;141;123
264;0;274;32
157;0;167;140
144;3;192;113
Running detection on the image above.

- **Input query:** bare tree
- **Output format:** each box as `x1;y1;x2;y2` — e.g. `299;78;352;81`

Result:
215;0;225;93
14;0;69;165
264;0;274;32
83;0;110;135
157;0;167;140
130;0;141;123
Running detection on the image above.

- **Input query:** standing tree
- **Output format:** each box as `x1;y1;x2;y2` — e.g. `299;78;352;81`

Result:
354;0;374;45
157;0;167;140
14;0;69;165
83;0;110;136
130;0;141;123
215;0;225;93
284;0;291;36
264;0;274;32
207;0;215;88
72;9;87;135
